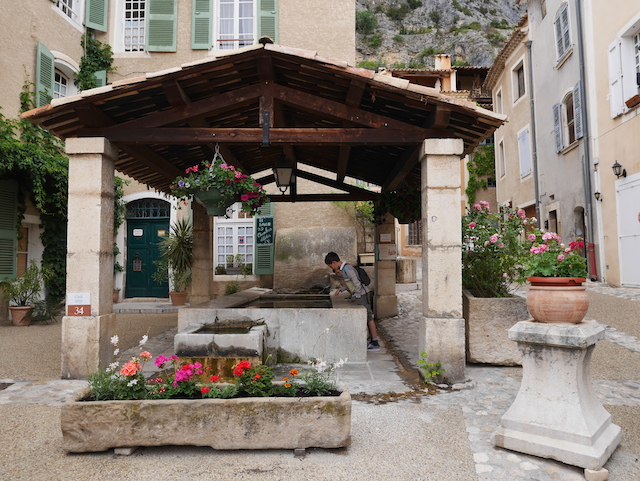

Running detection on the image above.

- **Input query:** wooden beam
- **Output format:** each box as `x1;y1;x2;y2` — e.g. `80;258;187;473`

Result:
383;147;421;191
80;127;452;144
295;169;375;196
337;79;366;182
267;192;376;202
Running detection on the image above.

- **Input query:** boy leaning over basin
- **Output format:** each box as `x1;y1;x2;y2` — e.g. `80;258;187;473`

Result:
324;252;380;350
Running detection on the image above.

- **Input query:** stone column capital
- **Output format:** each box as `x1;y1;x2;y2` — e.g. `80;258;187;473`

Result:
420;138;464;159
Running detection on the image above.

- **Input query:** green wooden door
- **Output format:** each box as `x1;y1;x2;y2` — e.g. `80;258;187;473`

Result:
125;219;170;298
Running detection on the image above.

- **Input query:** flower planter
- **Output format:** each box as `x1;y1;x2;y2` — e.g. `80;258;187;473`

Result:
169;291;188;306
61;389;352;453
526;277;588;323
625;94;640;109
8;306;33;326
193;188;236;216
463;290;529;365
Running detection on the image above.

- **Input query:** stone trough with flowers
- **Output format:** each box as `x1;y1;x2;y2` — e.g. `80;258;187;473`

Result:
61;336;351;453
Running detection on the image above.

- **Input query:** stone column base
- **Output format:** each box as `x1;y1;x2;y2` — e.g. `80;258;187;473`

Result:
491;320;621;469
61;314;116;379
419;317;466;383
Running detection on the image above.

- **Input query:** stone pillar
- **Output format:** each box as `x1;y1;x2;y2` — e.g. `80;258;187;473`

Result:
419;138;465;382
374;213;398;319
492;321;621;469
190;202;212;305
61;138;118;379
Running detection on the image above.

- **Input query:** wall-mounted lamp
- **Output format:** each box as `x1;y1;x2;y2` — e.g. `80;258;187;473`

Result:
594;191;602;202
612;161;627;178
272;155;295;194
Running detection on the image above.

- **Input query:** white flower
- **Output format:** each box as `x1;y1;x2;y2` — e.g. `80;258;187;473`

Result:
138;335;148;346
113;348;119;356
106;362;119;372
316;361;328;373
127;379;139;387
110;335;119;346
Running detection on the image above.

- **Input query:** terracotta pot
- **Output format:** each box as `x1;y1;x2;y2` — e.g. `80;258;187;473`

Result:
169;291;188;306
112;290;120;303
9;306;34;326
526;277;588;323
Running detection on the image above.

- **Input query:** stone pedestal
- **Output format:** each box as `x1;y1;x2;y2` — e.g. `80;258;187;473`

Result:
396;258;416;283
492;321;621;469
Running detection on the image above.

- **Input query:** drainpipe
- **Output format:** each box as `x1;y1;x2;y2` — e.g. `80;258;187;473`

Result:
524;40;541;222
575;0;597;280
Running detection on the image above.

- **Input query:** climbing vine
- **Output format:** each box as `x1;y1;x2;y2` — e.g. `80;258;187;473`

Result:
0;85;69;302
75;32;114;91
465;144;495;205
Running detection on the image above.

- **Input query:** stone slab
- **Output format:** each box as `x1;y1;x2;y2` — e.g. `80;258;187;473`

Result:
508;320;606;347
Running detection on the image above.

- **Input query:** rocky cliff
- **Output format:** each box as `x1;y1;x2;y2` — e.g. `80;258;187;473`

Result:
356;0;525;68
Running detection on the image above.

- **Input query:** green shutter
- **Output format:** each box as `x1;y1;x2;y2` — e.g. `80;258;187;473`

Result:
36;42;54;107
147;0;178;52
254;202;274;275
0;181;18;280
85;0;109;32
192;0;212;49
258;0;278;44
93;70;107;87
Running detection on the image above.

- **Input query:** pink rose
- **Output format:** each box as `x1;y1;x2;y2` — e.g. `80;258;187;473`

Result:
528;234;536;242
468;222;476;228
557;254;565;262
490;234;499;243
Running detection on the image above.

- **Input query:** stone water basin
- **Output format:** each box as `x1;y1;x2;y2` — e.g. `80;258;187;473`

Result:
174;320;267;359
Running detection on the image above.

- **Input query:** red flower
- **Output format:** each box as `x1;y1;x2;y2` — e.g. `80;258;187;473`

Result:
201;386;210;394
237;360;251;369
210;375;219;383
252;374;261;381
233;367;244;377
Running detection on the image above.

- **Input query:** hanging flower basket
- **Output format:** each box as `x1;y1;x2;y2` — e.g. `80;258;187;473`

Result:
373;186;421;224
192;188;238;216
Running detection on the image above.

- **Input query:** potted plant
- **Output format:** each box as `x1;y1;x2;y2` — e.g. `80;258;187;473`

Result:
373;185;421;224
521;229;589;323
0;260;46;326
461;202;531;365
215;265;227;275
61;337;351;453
152;218;193;306
169;149;269;216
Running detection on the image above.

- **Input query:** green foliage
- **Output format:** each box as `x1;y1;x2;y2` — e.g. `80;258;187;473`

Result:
465;144;495;205
31;297;63;324
393;34;405;44
386;5;409;21
356;9;378;35
453;59;470;66
429;10;441;26
407;0;423;9
225;281;240;296
357;60;387;71
75;33;114;91
153;218;193;292
368;34;383;49
487;32;507;47
234;363;275;397
0;260;47;306
418;351;446;384
392;61;407;68
399;25;430;35
0;86;68;302
490;19;511;29
522;233;588;279
374;186;421;224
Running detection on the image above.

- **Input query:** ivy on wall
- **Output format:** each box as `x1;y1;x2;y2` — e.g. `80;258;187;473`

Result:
75;32;114;91
0;86;69;302
465;144;495;205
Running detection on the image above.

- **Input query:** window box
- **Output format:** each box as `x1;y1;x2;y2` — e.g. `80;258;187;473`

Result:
625;94;640;110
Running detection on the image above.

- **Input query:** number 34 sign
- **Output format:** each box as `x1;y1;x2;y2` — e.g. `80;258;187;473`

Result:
67;293;91;316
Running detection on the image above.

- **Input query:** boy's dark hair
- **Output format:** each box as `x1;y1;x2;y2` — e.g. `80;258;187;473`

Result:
324;252;341;265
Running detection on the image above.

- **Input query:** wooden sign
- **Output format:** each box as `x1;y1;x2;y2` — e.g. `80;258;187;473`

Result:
67;292;91;317
256;216;274;246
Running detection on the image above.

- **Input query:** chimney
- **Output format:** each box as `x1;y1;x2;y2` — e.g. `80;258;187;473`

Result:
434;54;451;71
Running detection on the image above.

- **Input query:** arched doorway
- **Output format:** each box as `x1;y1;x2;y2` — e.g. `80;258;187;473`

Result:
124;198;171;298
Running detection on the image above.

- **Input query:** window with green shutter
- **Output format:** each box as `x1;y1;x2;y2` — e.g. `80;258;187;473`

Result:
36;42;54;107
147;0;177;52
94;70;107;87
0;181;18;280
192;0;213;49
258;0;277;43
85;0;109;32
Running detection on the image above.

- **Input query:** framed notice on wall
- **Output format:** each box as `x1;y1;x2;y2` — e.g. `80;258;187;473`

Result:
256;216;274;246
67;292;91;316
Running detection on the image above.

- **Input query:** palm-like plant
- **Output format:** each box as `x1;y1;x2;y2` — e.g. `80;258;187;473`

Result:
153;218;193;292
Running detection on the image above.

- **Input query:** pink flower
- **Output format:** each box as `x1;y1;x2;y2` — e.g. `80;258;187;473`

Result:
473;203;481;211
140;351;152;359
498;243;504;248
557;254;565;262
490;234;499;243
528;234;536;242
565;247;571;253
154;355;168;368
517;209;525;220
468;222;476;228
503;273;508;278
241;194;249;201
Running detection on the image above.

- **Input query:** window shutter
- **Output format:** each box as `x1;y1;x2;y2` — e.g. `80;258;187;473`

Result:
0;180;18;280
258;0;278;44
573;81;584;140
608;39;625;118
518;128;532;177
553;103;564;153
254;202;274;275
85;0;109;32
561;6;570;53
554;15;564;58
36;42;54;107
192;0;212;49
93;70;107;87
147;0;177;52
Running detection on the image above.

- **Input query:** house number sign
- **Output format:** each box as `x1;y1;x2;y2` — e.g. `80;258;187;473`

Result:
67;292;91;316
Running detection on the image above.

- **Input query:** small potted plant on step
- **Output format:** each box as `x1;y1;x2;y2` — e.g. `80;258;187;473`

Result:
1;260;47;326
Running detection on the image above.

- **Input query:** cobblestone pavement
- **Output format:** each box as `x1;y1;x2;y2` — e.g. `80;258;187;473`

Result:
379;282;640;481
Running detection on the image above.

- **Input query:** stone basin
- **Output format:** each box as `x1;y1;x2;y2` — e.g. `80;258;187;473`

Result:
174;320;266;359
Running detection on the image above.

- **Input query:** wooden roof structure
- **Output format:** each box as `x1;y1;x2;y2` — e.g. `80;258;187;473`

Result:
22;43;506;202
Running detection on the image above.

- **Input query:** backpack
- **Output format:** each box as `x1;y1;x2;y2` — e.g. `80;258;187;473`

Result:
353;265;371;286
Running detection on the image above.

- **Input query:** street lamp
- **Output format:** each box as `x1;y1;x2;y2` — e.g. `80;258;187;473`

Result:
612;161;627;178
272;155;294;194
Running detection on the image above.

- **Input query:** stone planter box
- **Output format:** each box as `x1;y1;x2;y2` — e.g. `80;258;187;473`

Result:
463;289;530;365
61;389;351;453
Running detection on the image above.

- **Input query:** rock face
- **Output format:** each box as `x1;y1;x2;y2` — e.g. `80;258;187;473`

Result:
356;0;525;67
61;389;352;453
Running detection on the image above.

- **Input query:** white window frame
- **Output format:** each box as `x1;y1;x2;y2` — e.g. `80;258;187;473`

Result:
517;125;532;178
608;14;640;118
495;87;503;115
497;138;506;178
51;53;80;98
511;57;526;104
214;0;257;51
562;90;576;145
114;0;149;54
54;70;69;99
554;3;572;62
214;202;255;275
53;0;85;30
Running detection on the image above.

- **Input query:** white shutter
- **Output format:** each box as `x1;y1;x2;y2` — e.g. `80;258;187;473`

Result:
553;103;564;153
608;39;625;117
518;127;532;177
573;81;584;140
